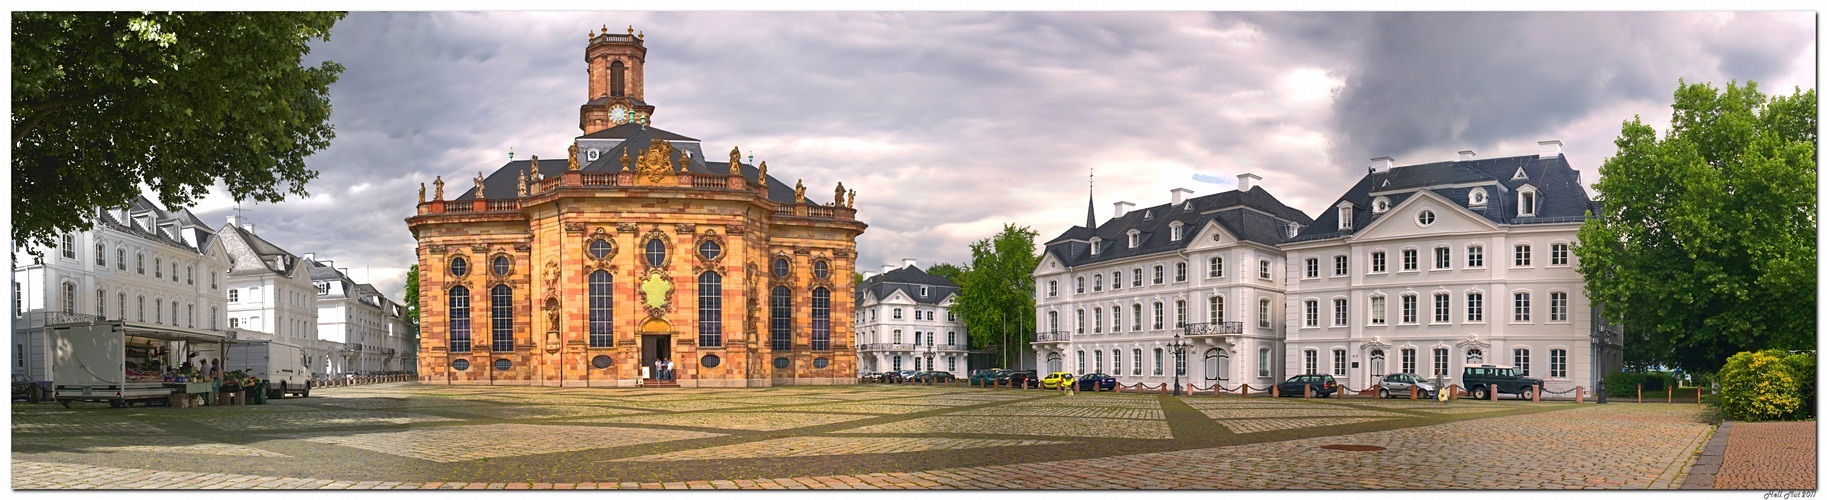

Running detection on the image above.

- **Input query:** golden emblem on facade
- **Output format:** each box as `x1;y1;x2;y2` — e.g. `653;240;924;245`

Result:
640;270;674;317
635;138;676;184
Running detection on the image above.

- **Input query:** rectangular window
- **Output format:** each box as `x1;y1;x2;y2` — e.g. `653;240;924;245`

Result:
1434;294;1451;323
1076;309;1085;334
449;288;471;352
1550;349;1567;378
1332;298;1347;326
1371;251;1386;273
1093;275;1102;291
1513;292;1531;322
1401;249;1418;271
1305;258;1319;278
1112;349;1121;374
1132;304;1142;331
62;234;76;259
1257;300;1270;328
1466;292;1484;322
1401;295;1417;324
1433;347;1449;376
1258;261;1270;279
1401;348;1416;375
1112;306;1122;331
1209;257;1222;278
915;357;922;371
1077;350;1086;375
1550;291;1568;322
1048;281;1057;297
1094;350;1103;373
1152;302;1164;330
948;357;956;372
1334;255;1348;276
1153;266;1164;284
1551;243;1569;266
1434;247;1451;269
1258;348;1271;377
592;271;616;348
1176;349;1186;376
1112;271;1121;289
1175;300;1186;328
1208;296;1223;323
1467;246;1484;268
698;274;724;348
1513;348;1531;377
1332;350;1347;376
1175;262;1186;282
1303;300;1318;327
1075;277;1084;294
1303;350;1317;374
893;330;902;344
1135;349;1144;376
1093;308;1102;333
1514;244;1532;266
1370;296;1386;325
947;331;956;346
1154;349;1165;375
1521;191;1537;216
491;286;515;351
1133;268;1142;287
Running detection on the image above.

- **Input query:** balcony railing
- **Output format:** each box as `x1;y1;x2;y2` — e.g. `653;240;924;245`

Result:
858;343;967;352
1032;330;1071;343
1183;321;1245;336
485;199;519;211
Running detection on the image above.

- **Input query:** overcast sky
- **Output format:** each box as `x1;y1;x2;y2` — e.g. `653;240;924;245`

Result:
179;11;1816;301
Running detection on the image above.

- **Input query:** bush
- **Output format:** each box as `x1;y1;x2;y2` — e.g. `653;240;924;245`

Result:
1717;350;1813;421
1602;371;1681;397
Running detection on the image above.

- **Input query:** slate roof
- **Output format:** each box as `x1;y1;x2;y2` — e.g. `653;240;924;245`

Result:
582;96;655;110
217;224;301;277
1040;186;1314;268
1288;153;1596;243
855;265;959;307
451;123;818;206
95;196;216;255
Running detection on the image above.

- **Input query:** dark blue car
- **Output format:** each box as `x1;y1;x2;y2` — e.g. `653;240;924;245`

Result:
1076;373;1118;391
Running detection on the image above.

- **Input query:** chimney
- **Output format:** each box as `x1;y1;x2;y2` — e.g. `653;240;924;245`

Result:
882;264;896;274
902;258;917;269
1113;201;1135;218
242;222;255;234
1236;173;1262;192
303;253;316;262
1458;149;1476;161
225;214;241;228
1170;188;1194;206
1538;140;1562;158
862;271;878;280
1369;157;1395;172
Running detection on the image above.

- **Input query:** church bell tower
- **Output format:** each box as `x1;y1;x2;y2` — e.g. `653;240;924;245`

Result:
580;25;657;135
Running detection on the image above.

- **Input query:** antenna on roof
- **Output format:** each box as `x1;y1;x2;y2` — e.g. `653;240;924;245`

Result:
230;203;252;221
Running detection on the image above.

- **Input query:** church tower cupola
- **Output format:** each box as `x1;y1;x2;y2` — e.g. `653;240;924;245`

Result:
580;25;657;134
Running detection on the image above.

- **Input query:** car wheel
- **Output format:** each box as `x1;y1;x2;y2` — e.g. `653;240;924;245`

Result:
1379;388;1389;399
1471;386;1488;400
28;385;44;403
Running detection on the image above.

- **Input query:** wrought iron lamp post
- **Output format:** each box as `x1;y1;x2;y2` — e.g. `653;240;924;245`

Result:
1592;328;1618;404
1168;330;1190;396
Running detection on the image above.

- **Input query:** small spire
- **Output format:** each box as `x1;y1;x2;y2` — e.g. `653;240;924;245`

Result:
1085;166;1096;228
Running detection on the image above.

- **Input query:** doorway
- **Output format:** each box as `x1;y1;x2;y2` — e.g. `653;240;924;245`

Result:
642;335;670;378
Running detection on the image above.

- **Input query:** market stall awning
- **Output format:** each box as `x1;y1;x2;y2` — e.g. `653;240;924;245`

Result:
47;319;231;344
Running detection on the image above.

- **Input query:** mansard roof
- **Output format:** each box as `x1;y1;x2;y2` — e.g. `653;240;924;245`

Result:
450;123;817;206
855;265;958;306
95;196;217;255
1041;186;1313;267
217;224;302;277
1289;153;1596;243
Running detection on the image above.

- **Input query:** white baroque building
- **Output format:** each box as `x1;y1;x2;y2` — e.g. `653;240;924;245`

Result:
1032;174;1312;389
306;257;416;375
12;197;232;379
854;260;969;375
218;217;320;346
1281;142;1596;394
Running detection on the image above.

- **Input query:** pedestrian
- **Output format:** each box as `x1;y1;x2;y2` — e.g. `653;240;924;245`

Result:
652;358;663;381
662;358;674;380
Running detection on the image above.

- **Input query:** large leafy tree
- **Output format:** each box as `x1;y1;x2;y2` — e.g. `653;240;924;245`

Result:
950;224;1040;369
403;264;420;325
924;262;964;285
1576;80;1816;374
12;12;345;249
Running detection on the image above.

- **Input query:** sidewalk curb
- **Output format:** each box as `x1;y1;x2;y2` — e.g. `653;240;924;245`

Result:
1679;419;1731;489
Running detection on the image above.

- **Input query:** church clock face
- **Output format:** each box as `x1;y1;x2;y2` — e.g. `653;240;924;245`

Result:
609;105;629;124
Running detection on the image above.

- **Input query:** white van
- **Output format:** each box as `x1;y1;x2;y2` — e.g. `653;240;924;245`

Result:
224;340;312;398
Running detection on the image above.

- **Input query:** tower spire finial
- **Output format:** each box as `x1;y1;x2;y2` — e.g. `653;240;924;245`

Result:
1085;166;1096;229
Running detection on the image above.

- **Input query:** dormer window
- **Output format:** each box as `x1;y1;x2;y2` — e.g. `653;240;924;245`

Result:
1337;203;1354;230
1286;223;1300;238
1126;230;1140;249
1470;188;1488;207
1089;237;1102;255
1169;222;1183;241
1143;210;1153;220
1512;167;1529;180
1518;186;1537;217
1372;196;1390;213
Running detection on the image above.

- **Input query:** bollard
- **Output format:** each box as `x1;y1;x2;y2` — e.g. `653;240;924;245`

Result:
1115;384;1122;394
1637;384;1642;404
1667;386;1672;404
1576;386;1584;404
1410;385;1418;400
1305;384;1312;398
1531;385;1540;403
1241;384;1249;397
1490;385;1498;401
1697;387;1703;405
1271;384;1279;397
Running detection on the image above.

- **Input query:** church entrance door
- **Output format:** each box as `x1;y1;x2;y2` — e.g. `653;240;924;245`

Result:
642;335;671;378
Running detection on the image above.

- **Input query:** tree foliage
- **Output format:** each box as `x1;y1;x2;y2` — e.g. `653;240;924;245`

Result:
924;262;965;285
12;12;345;249
1717;350;1813;421
1575;80;1816;374
948;224;1040;369
403;264;420;325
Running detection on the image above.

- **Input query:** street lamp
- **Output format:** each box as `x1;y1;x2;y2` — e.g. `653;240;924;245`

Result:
1592;328;1618;404
926;337;937;379
1168;329;1190;396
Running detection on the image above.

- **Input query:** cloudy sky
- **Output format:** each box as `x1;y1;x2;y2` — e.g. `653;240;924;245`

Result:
179;11;1816;301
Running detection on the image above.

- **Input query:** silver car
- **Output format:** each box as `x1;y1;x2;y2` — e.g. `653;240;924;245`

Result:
1379;373;1436;399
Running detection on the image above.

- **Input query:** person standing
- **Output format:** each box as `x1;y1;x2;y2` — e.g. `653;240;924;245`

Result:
652;358;663;381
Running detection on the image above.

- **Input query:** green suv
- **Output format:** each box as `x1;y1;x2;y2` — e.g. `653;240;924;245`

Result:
1460;364;1543;400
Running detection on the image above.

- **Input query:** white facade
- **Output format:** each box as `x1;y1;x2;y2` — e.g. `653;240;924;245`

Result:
1032;221;1289;388
854;261;969;376
308;258;415;374
11;199;232;380
219;219;320;350
1282;191;1591;394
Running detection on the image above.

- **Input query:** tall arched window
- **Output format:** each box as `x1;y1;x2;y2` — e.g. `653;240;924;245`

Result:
1046;352;1062;373
96;289;106;317
698;272;722;347
811;288;831;351
154;298;163;324
490;285;513;351
59;282;76;314
448;286;471;352
1132;349;1143;375
770;286;792;351
609;60;626;97
646;239;667;268
588;270;613;347
1205;348;1228;381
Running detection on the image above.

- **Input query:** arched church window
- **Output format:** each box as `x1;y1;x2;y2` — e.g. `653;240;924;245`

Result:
610;60;626;97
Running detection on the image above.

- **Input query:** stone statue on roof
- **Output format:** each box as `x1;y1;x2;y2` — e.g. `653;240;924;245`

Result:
433;176;444;201
793;180;805;204
729;146;741;172
834;182;846;207
418;183;425;204
568;143;580;171
757;161;768;187
474;171;486;199
848;189;855;208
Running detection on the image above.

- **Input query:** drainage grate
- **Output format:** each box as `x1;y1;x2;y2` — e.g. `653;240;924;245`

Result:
1320;444;1386;452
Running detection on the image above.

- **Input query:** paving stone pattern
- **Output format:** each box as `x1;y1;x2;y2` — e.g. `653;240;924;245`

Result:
1712;421;1817;490
9;382;1764;489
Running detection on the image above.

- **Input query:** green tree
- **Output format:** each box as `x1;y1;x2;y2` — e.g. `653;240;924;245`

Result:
403;264;420;325
951;224;1040;369
12;12;345;249
924;262;964;285
1576;80;1816;374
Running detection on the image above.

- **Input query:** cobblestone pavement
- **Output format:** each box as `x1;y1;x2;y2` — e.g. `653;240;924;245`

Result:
1713;421;1817;490
11;383;1724;489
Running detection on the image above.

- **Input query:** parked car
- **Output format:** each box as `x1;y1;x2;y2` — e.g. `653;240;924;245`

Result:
1076;373;1118;391
1378;373;1435;399
1275;373;1338;398
886;370;916;383
999;370;1040;388
913;371;955;383
969;369;1007;385
858;371;882;383
1041;371;1075;390
1461;364;1544;400
12;374;49;403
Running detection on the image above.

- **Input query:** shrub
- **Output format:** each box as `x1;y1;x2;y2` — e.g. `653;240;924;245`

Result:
1602;371;1680;397
1717;350;1811;421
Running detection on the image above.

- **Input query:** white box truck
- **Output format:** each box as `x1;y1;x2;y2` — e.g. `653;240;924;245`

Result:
225;340;312;398
48;320;229;408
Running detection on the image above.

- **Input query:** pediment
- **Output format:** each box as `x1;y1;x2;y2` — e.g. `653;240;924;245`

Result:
1353;190;1499;241
1186;219;1240;251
